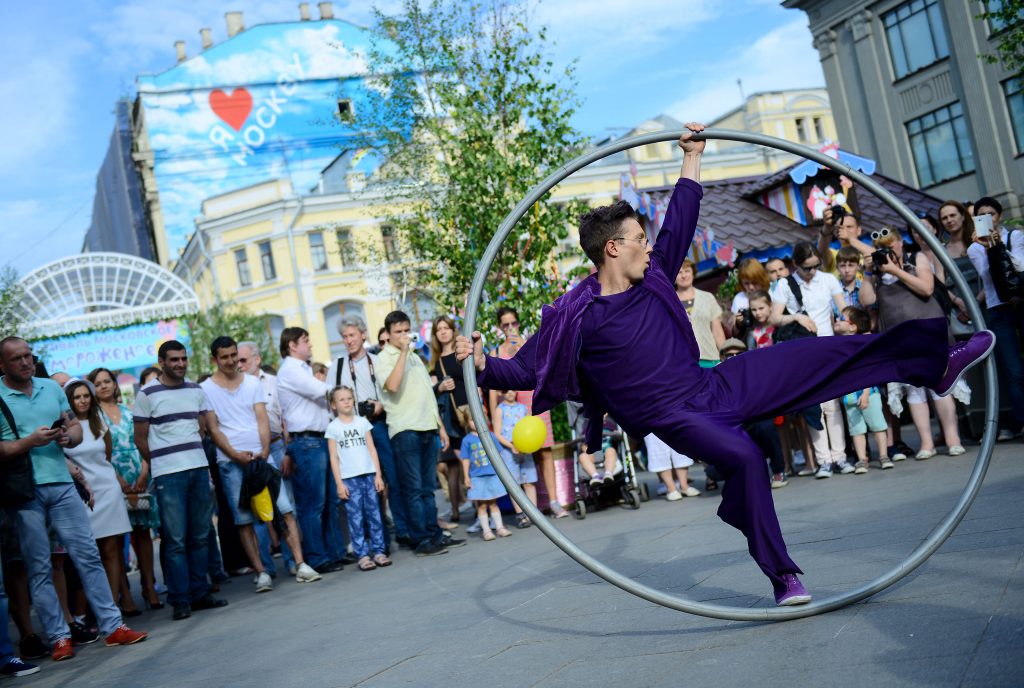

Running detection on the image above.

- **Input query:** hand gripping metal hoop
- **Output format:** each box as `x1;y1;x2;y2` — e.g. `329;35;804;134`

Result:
460;128;998;621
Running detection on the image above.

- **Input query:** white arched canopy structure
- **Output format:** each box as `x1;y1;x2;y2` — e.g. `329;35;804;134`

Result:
18;253;200;338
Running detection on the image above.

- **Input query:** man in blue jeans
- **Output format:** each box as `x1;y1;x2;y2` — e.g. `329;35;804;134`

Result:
334;314;413;549
276;327;346;572
1;337;148;658
134;340;230;620
377;311;465;556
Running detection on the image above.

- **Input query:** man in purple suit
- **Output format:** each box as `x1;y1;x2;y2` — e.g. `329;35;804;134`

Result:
456;123;995;606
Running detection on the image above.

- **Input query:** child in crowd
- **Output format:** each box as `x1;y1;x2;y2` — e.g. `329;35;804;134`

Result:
744;290;775;350
326;386;392;571
644;433;700;500
835;246;864;308
837;308;893;472
461;416;511;541
493;390;539;529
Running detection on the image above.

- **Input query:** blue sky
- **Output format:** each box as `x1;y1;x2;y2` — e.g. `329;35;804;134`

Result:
0;0;823;276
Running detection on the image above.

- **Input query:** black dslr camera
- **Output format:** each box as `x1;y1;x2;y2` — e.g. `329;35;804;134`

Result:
358;400;376;418
871;247;896;270
829;204;846;224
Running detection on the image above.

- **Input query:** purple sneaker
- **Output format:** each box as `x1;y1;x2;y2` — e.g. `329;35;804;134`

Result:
774;574;812;607
934;330;996;397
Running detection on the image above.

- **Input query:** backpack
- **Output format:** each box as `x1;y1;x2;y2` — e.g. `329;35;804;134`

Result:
772;275;816;343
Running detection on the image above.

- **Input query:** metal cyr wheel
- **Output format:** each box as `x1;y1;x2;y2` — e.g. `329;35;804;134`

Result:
461;127;999;621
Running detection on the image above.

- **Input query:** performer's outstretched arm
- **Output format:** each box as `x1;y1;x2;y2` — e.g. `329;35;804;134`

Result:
456;332;538;391
650;124;705;279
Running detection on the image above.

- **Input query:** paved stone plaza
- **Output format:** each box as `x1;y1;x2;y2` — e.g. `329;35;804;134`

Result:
24;441;1023;687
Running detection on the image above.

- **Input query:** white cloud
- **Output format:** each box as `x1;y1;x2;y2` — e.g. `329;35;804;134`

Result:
660;18;825;122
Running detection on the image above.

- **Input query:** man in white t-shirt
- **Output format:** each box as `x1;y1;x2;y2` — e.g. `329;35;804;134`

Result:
201;337;322;591
771;242;852;478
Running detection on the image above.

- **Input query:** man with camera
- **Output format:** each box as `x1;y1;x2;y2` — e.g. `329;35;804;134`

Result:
333;315;411;549
818;206;874;277
376;311;461;557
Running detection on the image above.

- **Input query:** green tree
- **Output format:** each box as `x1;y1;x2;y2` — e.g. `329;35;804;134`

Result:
977;0;1024;75
351;0;590;332
0;266;28;341
184;302;279;378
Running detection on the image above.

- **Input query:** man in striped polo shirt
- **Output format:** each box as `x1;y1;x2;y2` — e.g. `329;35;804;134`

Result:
134;340;231;620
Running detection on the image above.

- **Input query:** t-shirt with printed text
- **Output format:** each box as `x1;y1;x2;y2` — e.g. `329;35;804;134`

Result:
325;415;376;479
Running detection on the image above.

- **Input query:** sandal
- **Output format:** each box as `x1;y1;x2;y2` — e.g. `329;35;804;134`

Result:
496;527;512;537
704;478;719;491
482;530;496;541
357;556;377;571
372;553;392;567
515;513;532;529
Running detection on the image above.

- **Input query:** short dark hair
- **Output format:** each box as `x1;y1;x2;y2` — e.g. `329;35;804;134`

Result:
384;310;410;334
578;201;639;267
836;245;862;265
279;327;308;358
843;306;871;334
974;196;1003;215
139;366;161;385
792;241;819;267
157;340;187;361
210;336;237;358
495;306;519;325
838;212;861;227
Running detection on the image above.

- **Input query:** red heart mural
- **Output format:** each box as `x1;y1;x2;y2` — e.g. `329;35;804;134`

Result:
209;88;253;131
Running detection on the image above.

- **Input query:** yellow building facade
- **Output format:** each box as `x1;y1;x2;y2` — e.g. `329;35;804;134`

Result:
174;88;836;360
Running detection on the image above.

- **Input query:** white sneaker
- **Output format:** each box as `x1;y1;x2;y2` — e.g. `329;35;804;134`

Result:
682;486;701;497
294;563;322;583
836;462;855;475
666;491;682;501
815;464;833;479
948;445;966;457
255;571;273;593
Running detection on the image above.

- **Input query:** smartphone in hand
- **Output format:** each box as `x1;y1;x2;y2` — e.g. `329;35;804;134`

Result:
974;214;993;238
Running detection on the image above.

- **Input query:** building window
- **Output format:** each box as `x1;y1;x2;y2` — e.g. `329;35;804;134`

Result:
264;315;285;350
906;102;975;187
337;99;353;121
336;228;357;268
1005;77;1024;153
381;224;398;263
259;241;276;281
234;248;251;287
883;0;950;79
795;118;808;143
308;231;328;271
813;117;825;141
985;0;1023;33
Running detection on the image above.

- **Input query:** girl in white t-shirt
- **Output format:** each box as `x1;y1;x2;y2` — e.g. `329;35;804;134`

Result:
327;386;391;571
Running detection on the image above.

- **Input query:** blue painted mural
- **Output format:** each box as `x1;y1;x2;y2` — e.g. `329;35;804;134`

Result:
137;19;391;257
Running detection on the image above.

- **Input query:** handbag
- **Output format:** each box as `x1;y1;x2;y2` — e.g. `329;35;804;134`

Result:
438;356;470;432
125;492;152;512
987;229;1024;302
0;398;37;508
772;276;816;344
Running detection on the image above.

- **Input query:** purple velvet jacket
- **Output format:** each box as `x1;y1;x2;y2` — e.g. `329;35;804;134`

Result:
479;178;703;449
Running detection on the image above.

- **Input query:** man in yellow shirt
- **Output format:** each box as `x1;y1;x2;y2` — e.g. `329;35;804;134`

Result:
375;311;462;556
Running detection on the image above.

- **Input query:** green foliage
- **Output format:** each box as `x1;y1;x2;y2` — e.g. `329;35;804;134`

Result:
183;302;279;378
351;0;590;331
0;266;27;341
716;268;740;304
977;0;1024;75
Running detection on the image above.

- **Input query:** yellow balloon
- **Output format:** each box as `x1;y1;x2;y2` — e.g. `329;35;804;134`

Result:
512;415;546;454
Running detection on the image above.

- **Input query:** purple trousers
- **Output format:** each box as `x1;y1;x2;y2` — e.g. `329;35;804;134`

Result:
639;318;948;585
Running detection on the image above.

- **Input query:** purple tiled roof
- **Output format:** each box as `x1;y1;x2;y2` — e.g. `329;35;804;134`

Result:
643;162;944;255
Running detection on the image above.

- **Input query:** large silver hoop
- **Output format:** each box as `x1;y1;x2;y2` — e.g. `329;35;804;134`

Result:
461;128;998;621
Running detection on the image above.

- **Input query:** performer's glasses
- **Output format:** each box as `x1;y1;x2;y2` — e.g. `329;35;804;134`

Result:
614;234;650;247
870;228;894;241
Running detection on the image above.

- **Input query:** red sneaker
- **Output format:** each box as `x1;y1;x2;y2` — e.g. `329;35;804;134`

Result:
51;638;74;661
104;625;149;646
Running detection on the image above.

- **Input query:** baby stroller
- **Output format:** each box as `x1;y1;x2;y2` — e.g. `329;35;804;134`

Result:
566;403;649;519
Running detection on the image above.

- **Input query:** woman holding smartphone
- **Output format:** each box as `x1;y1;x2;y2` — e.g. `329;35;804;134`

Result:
967;197;1024;440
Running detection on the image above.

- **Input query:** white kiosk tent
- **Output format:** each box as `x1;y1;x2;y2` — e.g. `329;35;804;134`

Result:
18;253;199;338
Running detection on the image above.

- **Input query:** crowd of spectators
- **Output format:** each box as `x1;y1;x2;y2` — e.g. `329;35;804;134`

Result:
0;190;1019;678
